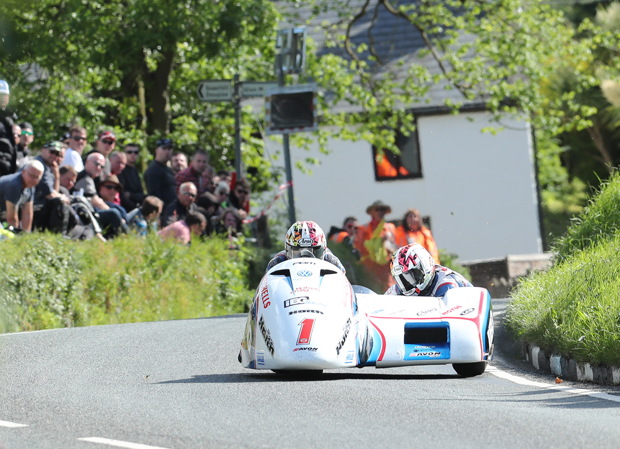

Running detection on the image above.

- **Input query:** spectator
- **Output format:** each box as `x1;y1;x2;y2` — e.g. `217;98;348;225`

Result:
159;210;206;245
215;169;232;185
175;149;211;194
12;124;21;145
225;178;250;218
160;181;198;228
196;191;220;235
60;132;71;145
16;122;34;169
170;151;187;175
394;208;440;263
331;216;358;244
354;200;397;290
73;152;124;238
117;143;146;212
0;160;44;231
84;130;116;177
216;207;244;237
213;181;230;205
58;165;78;196
28;141;72;233
62;126;87;172
143;138;177;210
0;79;17;177
110;151;126;176
98;174;128;224
126;195;163;236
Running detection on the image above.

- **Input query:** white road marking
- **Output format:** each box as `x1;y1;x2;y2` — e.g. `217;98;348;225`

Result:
78;438;170;449
487;366;620;403
0;420;27;428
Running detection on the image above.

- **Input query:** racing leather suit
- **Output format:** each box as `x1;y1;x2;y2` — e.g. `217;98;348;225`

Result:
384;265;471;297
266;248;346;274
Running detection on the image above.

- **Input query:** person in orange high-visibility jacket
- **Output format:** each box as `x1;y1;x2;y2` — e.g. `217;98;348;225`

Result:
331;216;358;245
394;208;440;264
354;200;397;291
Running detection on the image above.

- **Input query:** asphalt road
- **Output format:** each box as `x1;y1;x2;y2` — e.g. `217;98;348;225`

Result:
1;300;620;449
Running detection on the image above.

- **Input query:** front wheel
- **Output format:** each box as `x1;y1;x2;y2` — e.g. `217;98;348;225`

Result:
453;361;487;377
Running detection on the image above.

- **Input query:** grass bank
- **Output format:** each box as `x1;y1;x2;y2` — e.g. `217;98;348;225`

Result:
506;171;620;367
0;233;253;333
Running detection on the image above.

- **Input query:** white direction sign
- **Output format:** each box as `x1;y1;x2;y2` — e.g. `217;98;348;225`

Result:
241;82;278;98
197;80;232;102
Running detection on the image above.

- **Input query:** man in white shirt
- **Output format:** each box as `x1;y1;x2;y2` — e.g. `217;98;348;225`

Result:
62;126;87;172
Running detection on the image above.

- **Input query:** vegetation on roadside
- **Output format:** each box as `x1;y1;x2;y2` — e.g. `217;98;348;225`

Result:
0;233;253;333
506;170;620;366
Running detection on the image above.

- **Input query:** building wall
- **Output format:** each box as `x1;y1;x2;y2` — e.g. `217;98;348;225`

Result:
275;111;542;261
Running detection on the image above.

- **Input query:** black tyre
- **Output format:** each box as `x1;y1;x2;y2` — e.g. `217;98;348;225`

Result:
453;361;487;377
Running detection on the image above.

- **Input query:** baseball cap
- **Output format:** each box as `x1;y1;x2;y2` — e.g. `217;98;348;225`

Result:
43;141;64;152
0;80;9;95
156;138;173;148
98;131;116;141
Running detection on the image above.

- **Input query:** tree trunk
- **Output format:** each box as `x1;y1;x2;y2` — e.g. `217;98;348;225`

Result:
586;120;614;174
144;48;176;135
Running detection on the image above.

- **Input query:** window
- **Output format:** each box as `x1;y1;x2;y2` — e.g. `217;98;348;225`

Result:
372;120;422;181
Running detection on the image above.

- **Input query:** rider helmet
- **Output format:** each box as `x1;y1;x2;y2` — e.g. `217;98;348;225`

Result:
285;221;327;260
390;244;436;296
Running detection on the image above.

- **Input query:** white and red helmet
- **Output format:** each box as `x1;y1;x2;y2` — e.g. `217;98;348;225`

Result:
390;244;436;296
285;221;327;260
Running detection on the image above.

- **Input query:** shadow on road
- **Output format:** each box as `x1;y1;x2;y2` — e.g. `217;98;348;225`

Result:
157;372;461;384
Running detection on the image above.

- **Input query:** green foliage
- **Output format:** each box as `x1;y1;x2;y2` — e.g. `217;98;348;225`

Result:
0;233;253;333
506;232;620;367
552;169;620;263
438;249;471;282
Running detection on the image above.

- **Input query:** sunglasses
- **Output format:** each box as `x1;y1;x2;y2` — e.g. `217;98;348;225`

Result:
48;149;61;156
100;139;115;145
182;191;196;198
102;184;120;191
72;136;86;142
94;162;105;169
21;130;34;136
347;225;359;230
125;150;139;155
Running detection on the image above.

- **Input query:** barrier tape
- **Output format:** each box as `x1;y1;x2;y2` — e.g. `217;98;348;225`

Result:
243;181;293;224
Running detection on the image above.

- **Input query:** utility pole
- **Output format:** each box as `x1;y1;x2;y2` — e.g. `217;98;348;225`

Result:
233;74;242;180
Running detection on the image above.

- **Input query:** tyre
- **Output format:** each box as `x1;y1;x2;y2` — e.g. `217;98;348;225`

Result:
453;361;487;377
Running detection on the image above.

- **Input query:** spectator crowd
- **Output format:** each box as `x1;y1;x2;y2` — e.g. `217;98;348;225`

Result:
0;80;249;245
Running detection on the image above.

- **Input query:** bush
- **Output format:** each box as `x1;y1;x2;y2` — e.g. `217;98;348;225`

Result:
0;233;253;333
552;170;620;263
506;233;620;366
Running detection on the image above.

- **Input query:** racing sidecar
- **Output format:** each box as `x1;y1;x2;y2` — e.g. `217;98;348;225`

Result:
239;258;493;377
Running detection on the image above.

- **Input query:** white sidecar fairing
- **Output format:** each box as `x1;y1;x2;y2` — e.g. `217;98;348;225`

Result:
239;258;493;372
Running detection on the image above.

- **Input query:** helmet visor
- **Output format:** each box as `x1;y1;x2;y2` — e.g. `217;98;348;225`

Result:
287;246;325;260
395;264;426;295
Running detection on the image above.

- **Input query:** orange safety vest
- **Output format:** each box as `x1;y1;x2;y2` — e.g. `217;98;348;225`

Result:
394;225;440;264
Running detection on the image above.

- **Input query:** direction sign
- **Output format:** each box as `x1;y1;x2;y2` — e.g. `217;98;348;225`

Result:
197;80;232;102
241;82;277;98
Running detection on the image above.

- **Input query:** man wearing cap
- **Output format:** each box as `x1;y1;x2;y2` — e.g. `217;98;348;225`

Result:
0;159;44;231
98;174;129;224
354;200;398;289
117;143;146;212
160;181;198;228
62;126;87;172
25;141;72;233
0;79;18;177
143;138;177;210
16;122;34;169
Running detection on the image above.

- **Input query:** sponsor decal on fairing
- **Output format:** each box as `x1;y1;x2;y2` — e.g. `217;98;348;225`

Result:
288;309;324;315
345;350;355;364
297;270;312;277
336;318;351;355
460;307;476;316
258;315;275;356
257;351;265;365
284;296;310;308
442;305;462;315
416;308;437;316
293;347;318;352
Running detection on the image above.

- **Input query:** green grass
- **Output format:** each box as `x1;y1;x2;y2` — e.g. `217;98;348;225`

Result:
0;233;253;333
552;170;620;263
506;232;620;366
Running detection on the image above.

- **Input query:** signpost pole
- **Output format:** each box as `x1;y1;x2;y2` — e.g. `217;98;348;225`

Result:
277;54;297;225
234;74;242;181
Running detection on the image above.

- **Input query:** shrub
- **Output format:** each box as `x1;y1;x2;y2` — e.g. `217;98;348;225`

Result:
0;233;253;333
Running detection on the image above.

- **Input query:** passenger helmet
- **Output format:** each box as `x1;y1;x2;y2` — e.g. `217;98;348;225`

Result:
285;221;327;260
390;244;436;296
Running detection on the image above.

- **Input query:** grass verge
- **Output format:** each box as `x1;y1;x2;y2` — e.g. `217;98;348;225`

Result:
0;233;253;333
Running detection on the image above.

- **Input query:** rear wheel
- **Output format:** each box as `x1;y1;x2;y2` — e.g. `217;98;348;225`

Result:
453;361;487;377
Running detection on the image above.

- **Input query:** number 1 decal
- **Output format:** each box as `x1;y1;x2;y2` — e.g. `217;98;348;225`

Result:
297;319;315;345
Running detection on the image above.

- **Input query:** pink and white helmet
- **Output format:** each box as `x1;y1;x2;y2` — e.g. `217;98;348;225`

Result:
285;221;327;260
390;244;436;296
